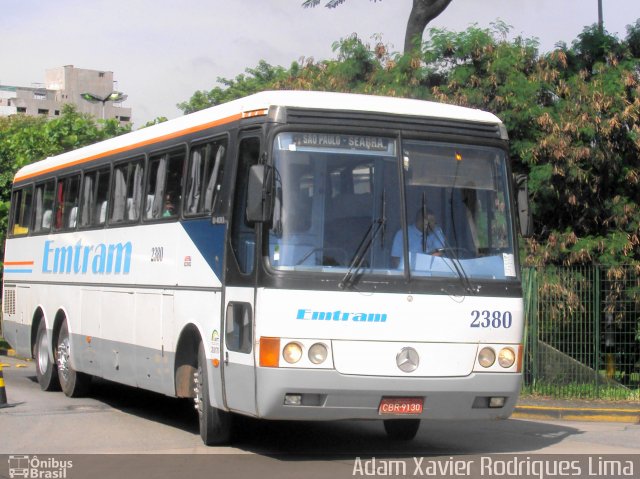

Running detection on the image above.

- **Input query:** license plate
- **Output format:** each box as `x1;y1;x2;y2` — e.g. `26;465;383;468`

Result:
378;397;424;415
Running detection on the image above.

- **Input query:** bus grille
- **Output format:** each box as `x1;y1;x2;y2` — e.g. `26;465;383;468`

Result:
3;289;16;315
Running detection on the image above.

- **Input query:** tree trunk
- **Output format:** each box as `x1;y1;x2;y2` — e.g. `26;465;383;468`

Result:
404;0;453;53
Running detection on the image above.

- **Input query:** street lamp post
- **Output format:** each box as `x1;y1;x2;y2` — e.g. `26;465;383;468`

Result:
80;91;128;120
598;0;604;33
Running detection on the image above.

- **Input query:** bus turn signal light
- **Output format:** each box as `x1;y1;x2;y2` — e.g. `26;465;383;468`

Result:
260;337;280;367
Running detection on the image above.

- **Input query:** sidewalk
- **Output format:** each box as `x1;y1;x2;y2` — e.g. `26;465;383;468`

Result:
1;346;638;424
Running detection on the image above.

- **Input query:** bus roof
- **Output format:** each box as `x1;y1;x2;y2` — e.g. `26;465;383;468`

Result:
14;90;503;183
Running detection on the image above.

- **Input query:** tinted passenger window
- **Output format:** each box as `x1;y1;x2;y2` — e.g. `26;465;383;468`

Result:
33;180;55;233
110;159;144;223
9;186;33;236
145;148;185;220
53;175;80;231
80;167;110;227
185;139;227;216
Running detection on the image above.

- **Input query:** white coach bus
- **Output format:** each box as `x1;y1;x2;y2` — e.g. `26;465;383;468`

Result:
2;91;528;444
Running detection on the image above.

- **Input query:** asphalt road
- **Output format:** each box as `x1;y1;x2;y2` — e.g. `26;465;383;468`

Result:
1;355;639;478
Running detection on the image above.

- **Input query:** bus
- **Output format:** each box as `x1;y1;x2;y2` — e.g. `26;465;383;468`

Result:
2;90;528;445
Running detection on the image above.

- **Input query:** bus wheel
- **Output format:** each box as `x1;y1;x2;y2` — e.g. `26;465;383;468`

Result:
383;419;420;440
56;321;91;398
34;320;60;391
194;342;232;445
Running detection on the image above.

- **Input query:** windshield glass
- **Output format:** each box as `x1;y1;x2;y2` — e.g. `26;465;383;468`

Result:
268;132;516;281
269;132;400;275
399;141;515;280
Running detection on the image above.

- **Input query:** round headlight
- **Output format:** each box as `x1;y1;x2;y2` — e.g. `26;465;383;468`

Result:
283;342;303;364
498;347;516;368
478;347;496;368
308;343;328;364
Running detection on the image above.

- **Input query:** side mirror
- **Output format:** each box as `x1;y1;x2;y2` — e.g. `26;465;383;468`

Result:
514;174;532;237
246;164;273;224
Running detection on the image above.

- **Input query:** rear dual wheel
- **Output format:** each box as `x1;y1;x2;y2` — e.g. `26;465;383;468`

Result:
34;320;60;391
56;321;91;397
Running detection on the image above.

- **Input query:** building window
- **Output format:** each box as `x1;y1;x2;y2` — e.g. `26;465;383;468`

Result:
54;110;60;116
37;109;49;115
17;107;26;113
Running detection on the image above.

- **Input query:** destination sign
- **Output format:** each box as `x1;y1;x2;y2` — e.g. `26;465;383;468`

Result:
291;133;391;152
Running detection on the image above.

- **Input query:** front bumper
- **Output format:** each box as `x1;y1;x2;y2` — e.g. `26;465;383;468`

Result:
255;367;521;421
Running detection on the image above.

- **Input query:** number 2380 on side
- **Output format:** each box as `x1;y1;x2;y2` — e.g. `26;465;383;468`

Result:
470;310;513;328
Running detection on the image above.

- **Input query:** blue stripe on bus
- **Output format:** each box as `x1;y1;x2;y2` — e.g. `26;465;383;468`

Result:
180;219;226;279
3;269;33;273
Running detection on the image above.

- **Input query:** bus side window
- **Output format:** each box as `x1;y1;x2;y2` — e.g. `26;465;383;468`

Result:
80;167;110;227
145;147;185;220
185;139;227;216
111;159;144;223
33;180;55;233
53;175;80;231
9;186;33;236
225;302;252;353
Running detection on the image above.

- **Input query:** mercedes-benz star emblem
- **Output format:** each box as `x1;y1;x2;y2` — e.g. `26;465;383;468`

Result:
396;347;419;373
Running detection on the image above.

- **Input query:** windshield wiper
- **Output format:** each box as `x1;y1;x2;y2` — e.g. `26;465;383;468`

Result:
339;190;386;290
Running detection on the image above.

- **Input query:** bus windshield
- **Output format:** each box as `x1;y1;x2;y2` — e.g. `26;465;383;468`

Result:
268;132;516;281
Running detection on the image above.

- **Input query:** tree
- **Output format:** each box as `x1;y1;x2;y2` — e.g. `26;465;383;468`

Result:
178;19;640;267
302;0;453;53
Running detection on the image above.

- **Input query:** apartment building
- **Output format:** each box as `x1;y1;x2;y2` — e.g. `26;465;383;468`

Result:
0;65;132;125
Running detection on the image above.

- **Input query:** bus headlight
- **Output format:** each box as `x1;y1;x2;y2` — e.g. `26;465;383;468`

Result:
283;342;303;364
478;347;496;368
498;347;516;368
308;343;328;364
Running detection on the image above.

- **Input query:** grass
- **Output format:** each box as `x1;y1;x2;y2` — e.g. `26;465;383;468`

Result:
522;382;640;401
0;336;10;351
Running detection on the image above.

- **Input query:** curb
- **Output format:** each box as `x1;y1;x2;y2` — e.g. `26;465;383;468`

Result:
0;348;16;357
513;405;640;424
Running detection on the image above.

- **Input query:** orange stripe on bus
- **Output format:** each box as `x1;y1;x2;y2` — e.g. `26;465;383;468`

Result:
14;112;245;183
4;261;35;266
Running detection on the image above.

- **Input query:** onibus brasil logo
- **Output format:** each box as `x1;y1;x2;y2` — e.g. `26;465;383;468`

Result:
8;455;73;479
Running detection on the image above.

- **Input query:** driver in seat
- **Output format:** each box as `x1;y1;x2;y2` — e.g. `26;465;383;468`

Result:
391;209;445;269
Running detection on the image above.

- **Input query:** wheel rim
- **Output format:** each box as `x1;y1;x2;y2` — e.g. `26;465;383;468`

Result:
37;330;49;373
193;366;204;417
57;336;71;383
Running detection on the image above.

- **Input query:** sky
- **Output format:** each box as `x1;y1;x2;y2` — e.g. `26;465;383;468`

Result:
1;0;639;127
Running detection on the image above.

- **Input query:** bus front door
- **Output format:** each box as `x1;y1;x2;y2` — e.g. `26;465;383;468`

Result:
221;135;261;416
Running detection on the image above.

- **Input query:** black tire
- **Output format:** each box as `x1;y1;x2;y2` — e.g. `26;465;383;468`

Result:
56;321;91;397
34;320;60;391
195;342;232;445
383;419;421;440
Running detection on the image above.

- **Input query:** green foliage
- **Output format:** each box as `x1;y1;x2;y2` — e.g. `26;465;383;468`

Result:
141;117;169;128
177;61;289;113
627;20;640;58
180;19;640;267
